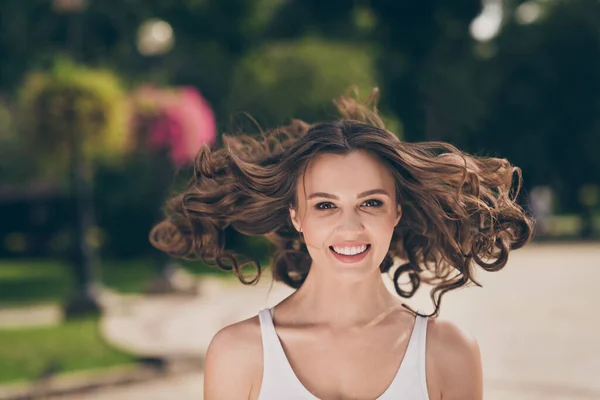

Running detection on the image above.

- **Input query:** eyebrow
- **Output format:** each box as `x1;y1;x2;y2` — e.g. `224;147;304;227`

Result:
307;189;391;200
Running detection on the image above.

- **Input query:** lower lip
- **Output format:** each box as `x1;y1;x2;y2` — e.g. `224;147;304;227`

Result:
329;245;371;264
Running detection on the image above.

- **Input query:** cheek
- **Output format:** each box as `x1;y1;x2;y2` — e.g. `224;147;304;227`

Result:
301;220;335;250
372;218;397;242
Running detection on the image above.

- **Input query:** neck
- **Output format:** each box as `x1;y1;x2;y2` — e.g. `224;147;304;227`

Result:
286;262;400;329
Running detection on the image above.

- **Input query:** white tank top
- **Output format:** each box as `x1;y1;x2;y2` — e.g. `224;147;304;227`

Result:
257;307;430;400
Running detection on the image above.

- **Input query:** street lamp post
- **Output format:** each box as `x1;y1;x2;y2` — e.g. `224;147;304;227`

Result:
53;0;103;317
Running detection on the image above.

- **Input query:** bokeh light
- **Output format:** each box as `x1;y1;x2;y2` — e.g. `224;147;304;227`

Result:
136;19;175;56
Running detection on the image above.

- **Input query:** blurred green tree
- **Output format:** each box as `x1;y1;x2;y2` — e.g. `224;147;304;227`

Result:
226;37;379;127
475;0;600;216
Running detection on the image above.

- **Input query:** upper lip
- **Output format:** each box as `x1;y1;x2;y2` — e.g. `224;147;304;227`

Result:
330;242;370;248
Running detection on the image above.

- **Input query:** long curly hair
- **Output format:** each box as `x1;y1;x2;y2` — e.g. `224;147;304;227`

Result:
150;89;534;318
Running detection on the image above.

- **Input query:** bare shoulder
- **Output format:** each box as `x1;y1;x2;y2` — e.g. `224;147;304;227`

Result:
427;317;480;359
204;315;263;400
426;317;483;400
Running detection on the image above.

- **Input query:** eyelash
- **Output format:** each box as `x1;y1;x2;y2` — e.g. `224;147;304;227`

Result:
315;199;383;211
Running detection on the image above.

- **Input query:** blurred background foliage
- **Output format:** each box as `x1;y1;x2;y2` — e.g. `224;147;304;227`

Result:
19;58;127;177
0;0;599;260
227;38;379;126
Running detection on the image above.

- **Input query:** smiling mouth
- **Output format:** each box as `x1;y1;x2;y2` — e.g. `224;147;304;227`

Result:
329;244;371;256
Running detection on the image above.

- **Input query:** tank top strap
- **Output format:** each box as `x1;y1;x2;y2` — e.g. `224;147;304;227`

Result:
257;308;277;358
257;308;317;399
413;314;431;398
378;313;430;399
410;314;428;361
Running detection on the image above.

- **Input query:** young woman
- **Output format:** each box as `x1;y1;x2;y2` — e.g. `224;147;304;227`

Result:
150;91;534;400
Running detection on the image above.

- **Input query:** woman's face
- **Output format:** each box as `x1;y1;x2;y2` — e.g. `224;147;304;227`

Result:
289;150;402;280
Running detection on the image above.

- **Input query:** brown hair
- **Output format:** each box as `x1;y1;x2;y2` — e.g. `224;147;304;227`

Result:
150;89;534;318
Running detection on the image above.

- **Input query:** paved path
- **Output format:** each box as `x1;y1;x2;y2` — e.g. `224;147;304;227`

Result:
58;242;600;399
99;274;293;358
51;372;205;400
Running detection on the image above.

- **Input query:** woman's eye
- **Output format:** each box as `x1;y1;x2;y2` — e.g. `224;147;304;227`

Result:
364;199;383;207
315;202;335;210
315;199;383;210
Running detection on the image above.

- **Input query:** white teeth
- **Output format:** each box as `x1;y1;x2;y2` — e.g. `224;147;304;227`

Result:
332;245;368;255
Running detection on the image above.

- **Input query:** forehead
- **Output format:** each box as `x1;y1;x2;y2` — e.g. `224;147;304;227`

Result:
300;150;394;193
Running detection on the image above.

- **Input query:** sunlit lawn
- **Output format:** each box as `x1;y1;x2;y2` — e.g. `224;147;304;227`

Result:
0;316;138;384
0;257;237;307
0;257;243;385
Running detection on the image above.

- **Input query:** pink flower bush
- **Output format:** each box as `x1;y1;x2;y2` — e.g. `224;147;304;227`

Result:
129;85;216;166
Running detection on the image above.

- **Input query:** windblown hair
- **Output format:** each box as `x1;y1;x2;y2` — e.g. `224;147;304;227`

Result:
150;89;534;318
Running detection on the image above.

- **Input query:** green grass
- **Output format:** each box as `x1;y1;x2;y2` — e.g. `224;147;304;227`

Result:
0;256;264;385
544;213;600;238
0;260;74;306
0;316;138;384
0;257;253;307
0;262;143;385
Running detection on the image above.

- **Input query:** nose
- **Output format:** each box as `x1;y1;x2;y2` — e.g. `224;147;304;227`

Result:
337;208;365;232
